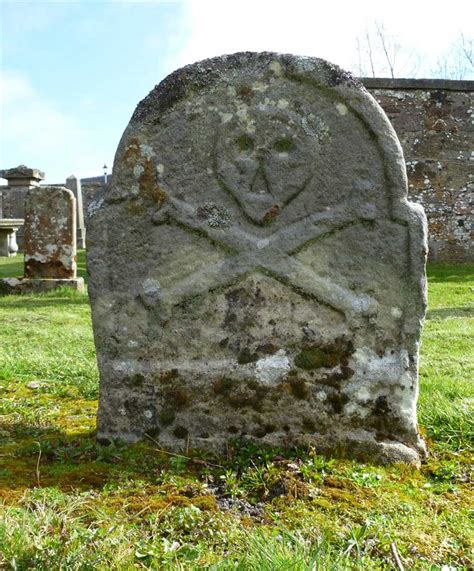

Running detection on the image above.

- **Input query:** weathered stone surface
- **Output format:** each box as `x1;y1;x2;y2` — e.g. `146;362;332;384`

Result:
364;79;473;263
24;186;77;279
0;165;44;187
88;52;428;464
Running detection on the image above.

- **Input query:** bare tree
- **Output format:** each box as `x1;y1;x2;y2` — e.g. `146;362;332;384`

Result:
375;21;400;78
459;33;473;68
432;34;474;80
354;21;419;78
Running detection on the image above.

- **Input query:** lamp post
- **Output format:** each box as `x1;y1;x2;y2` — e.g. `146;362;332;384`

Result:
103;164;108;185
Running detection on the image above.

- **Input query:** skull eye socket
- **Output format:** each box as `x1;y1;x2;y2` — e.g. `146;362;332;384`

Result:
236;134;255;152
274;137;295;152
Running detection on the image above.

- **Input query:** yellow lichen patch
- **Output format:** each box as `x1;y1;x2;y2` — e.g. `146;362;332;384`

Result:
123;137;142;165
139;160;166;206
127;201;146;216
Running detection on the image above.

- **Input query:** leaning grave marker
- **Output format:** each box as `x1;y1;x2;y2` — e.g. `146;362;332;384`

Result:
87;52;428;464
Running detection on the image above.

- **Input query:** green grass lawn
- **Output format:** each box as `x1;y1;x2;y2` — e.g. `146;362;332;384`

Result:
0;255;472;569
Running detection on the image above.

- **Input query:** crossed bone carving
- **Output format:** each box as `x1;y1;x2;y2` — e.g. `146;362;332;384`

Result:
150;195;378;318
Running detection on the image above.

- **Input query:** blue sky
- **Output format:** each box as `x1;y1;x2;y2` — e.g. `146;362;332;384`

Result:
1;0;472;183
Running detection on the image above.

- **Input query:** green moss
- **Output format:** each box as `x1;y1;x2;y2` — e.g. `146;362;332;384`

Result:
273;137;296;152
302;418;316;432
294;339;353;371
295;346;331;370
173;426;189;439
328;392;350;414
160;369;179;383
215;379;269;412
288;378;309;399
236;84;254;101
213;377;234;396
159;408;176;426
237;348;259;365
163;386;189;409
236;134;254;151
126;373;145;387
256;343;278;355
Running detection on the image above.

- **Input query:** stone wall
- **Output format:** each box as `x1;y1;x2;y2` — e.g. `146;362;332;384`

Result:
363;78;473;263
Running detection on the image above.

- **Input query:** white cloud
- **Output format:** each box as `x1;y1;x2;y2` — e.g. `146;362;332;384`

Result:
0;71;111;183
174;0;473;78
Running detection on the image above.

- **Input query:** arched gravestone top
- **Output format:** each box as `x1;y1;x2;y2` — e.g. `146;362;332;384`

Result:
87;52;428;464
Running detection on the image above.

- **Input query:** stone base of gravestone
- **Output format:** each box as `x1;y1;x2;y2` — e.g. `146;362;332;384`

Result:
0;277;84;295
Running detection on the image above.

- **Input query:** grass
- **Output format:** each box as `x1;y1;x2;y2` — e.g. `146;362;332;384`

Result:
0;255;472;569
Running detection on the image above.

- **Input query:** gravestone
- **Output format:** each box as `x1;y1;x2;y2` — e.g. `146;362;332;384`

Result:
0;165;45;250
87;52;428;464
66;175;86;249
0;186;84;294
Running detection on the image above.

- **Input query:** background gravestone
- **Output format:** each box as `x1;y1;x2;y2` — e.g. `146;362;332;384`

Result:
65;175;86;249
87;52;428;464
0;165;44;251
0;186;84;294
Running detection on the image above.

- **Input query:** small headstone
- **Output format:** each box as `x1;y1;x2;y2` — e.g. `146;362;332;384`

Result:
24;186;77;278
87;53;428;464
0;186;84;294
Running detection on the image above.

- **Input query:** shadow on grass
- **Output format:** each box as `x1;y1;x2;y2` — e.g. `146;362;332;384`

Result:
1;295;90;309
0;425;128;495
427;264;474;283
426;307;474;319
0;421;221;499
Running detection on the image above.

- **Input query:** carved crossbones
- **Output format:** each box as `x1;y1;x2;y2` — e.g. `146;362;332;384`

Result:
148;195;378;319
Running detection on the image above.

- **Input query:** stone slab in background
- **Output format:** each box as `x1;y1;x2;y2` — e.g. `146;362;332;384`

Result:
0;186;82;295
24;186;77;279
88;52;428;464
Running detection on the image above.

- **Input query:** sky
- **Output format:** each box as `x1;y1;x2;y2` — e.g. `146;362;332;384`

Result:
1;0;473;183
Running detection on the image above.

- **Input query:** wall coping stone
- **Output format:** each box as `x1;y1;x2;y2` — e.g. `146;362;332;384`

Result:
361;77;474;92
